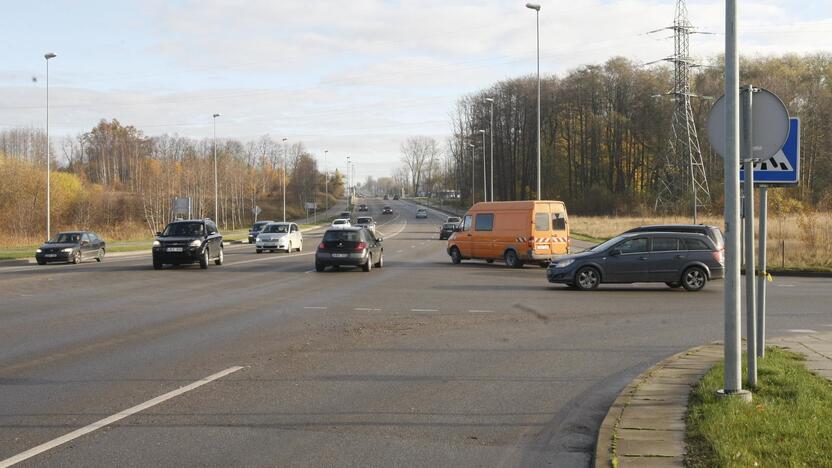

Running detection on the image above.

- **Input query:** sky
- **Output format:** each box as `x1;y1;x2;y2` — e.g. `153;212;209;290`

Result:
2;0;830;180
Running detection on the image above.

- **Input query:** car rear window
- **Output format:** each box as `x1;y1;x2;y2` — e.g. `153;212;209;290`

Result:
652;237;679;251
552;213;567;231
534;213;548;231
683;238;711;250
324;230;360;242
357;217;372;223
710;228;724;247
475;213;494;231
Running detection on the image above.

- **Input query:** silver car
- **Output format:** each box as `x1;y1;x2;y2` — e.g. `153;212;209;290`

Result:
255;222;303;253
354;216;377;232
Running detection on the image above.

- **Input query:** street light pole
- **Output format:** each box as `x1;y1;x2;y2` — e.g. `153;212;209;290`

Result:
282;137;288;222
526;3;542;200
44;52;57;241
479;129;486;203
324;149;329;213
212;113;220;222
346;156;351;202
485;97;495;202
469;143;475;206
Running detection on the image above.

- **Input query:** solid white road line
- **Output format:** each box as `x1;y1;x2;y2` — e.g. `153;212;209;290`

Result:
469;309;495;313
787;329;818;334
0;366;244;468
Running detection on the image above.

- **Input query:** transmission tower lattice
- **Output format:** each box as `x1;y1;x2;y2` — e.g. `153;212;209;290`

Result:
652;0;710;222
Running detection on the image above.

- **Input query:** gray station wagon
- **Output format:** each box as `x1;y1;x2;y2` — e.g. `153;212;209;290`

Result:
547;232;724;291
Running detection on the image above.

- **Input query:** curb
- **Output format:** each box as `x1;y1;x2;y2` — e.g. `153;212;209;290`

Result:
594;342;723;468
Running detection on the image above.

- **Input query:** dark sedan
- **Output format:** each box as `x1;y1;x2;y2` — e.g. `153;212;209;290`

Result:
439;223;457;240
547;232;724;291
36;231;106;265
382;206;393;214
315;227;383;272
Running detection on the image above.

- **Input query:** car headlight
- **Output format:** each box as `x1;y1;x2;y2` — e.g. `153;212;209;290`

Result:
553;259;575;268
189;239;202;247
62;248;73;253
152;240;160;247
36;248;42;253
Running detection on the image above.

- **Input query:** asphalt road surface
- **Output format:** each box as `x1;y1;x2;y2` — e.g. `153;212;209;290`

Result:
1;199;830;467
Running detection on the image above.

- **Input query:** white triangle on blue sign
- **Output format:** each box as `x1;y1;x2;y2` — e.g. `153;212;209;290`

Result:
753;149;793;172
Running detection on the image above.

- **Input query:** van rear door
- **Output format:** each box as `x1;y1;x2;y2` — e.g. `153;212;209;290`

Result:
532;208;552;257
551;205;569;255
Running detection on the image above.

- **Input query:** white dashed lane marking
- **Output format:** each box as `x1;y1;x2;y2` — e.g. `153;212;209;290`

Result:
303;306;327;310
354;308;382;311
787;329;818;334
411;309;439;312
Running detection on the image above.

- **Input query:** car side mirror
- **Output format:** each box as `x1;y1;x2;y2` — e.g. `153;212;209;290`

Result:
156;231;162;236
609;249;621;257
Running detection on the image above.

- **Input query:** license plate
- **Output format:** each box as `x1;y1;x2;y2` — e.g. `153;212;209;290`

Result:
535;244;549;250
332;253;348;258
45;254;57;258
166;247;183;252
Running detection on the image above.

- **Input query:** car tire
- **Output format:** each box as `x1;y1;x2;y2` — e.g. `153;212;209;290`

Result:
665;281;682;288
450;247;462;264
575;266;601;290
153;258;163;270
375;252;383;268
37;259;46;265
199;249;209;269
215;247;224;265
681;267;707;291
72;250;81;264
315;262;326;272
504;250;523;268
96;248;104;262
363;255;373;272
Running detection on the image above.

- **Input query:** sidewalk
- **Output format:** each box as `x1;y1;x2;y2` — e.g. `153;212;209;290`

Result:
595;331;832;467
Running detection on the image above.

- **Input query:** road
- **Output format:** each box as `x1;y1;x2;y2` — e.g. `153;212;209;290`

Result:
1;199;830;467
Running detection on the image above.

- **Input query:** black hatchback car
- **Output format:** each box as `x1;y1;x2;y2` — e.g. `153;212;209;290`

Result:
547;232;724;291
315;227;383;272
152;219;224;269
36;231;106;265
624;224;724;251
439;223;457;240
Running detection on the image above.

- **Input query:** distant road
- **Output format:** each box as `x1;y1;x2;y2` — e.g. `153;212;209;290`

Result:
1;198;830;467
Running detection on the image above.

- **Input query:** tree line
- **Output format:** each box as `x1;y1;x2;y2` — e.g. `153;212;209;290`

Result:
0;120;344;240
429;53;831;214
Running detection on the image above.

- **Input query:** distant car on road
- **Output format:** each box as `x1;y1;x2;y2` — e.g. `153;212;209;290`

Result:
446;216;461;225
415;208;428;219
358;204;369;212
382;206;393;215
439;223;457;240
623;224;724;251
393;194;400;200
315;227;384;272
152;219;223;270
338;211;352;221
36;231;106;265
255;222;303;253
547;232;724;291
331;218;351;229
354;216;377;231
383;194;389;200
248;220;274;244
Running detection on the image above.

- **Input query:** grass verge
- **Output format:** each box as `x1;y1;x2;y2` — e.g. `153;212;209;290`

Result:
686;346;832;467
570;231;607;244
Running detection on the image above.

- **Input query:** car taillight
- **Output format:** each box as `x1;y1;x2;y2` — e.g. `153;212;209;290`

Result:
354;242;367;252
713;249;725;264
528;237;535;248
318;242;326;249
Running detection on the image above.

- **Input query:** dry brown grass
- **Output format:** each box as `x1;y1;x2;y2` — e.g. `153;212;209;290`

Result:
571;212;832;271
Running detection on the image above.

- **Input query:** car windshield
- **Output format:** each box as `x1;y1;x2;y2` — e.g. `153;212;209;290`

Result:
50;233;81;244
588;235;628;252
442;223;456;229
357;217;372;224
162;222;204;237
251;222;269;231
448;217;460;223
324;230;361;242
333;219;348;225
262;224;288;233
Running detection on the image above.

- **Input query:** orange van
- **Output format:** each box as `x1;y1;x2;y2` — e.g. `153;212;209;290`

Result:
446;200;569;268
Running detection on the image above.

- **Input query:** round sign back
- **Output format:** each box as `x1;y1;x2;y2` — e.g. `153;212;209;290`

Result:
707;87;790;160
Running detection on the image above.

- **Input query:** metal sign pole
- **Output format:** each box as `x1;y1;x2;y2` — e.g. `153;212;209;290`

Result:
742;85;757;387
757;186;768;357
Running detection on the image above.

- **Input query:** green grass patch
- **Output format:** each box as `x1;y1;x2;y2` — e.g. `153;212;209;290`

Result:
570;231;608;244
686;346;832;467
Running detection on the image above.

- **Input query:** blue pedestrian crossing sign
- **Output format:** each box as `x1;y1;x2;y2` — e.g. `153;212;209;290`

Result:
741;117;800;186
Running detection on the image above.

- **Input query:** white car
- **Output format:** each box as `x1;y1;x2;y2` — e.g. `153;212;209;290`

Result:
331;218;351;229
446;216;461;224
255;222;303;253
415;208;428;219
354;216;377;232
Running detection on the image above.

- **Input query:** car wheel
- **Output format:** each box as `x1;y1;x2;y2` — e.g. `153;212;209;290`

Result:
315;262;326;272
37;259;46;265
72;250;81;264
575;266;600;290
363;255;373;272
96;248;105;262
682;267;707;291
504;250;523;268
153;258;163;270
199;249;209;269
375;252;383;268
215;247;224;265
665;281;682;288
450;247;462;264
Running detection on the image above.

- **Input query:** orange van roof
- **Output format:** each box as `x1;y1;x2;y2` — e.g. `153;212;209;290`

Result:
467;200;565;211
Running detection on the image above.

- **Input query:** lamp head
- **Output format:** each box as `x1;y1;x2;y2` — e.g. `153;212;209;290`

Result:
44;53;57;60
485;97;494;103
526;3;541;11
213;113;220;118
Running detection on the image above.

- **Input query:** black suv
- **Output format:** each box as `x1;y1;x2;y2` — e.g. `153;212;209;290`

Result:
152;219;224;269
